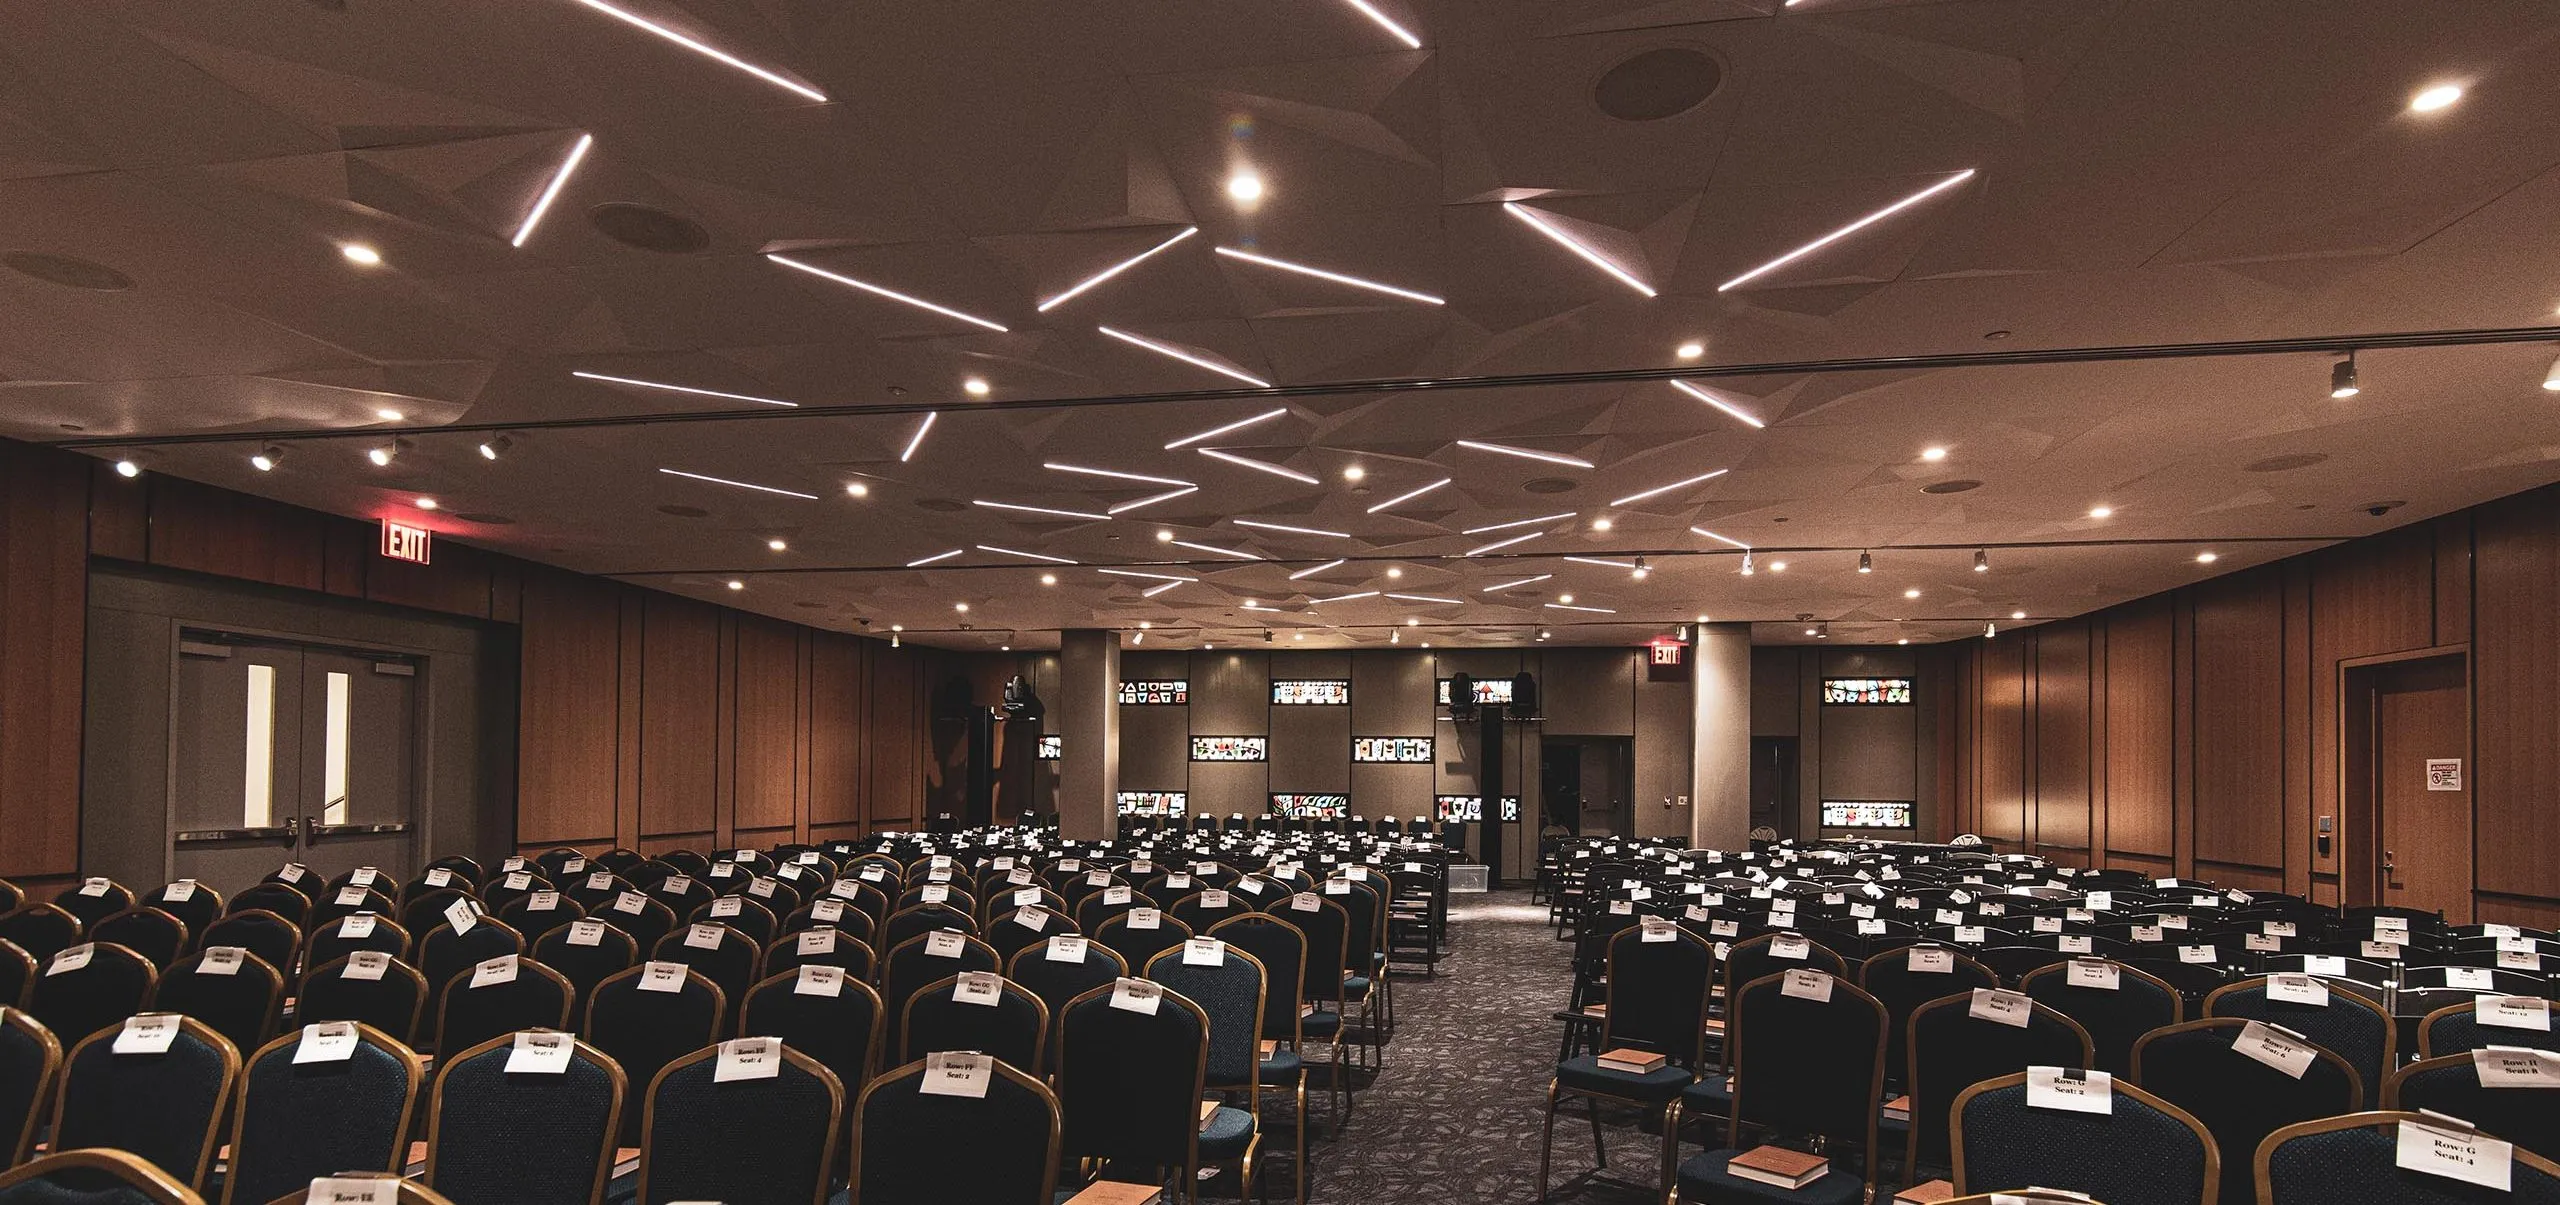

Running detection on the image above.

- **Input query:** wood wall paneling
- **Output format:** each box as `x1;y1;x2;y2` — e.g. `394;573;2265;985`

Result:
807;633;867;829
2102;600;2174;858
1978;635;2026;845
2472;488;2560;898
638;595;722;839
2032;623;2092;855
730;617;803;833
515;570;624;844
0;444;91;879
2190;570;2287;871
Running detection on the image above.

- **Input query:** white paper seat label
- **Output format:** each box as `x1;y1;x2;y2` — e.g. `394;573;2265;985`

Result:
921;1050;993;1098
714;1036;783;1082
506;1030;574;1074
2026;1066;2113;1115
2396;1118;2511;1190
1970;988;2032;1028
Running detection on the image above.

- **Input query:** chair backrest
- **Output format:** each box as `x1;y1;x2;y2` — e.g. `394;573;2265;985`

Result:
0;940;32;1010
199;912;301;980
54;1015;238;1188
424;1032;624;1205
1208;914;1306;1042
0;1006;62;1165
228;881;315;929
416;918;524;1014
1725;932;1850;1002
496;892;583;943
32;942;160;1050
147;884;222;950
983;906;1067;966
91;909;188;972
2415;998;2546;1058
263;1172;458;1204
0;904;83;964
760;928;875;983
0;1149;205;1205
897;973;1047;1073
591;892;676;957
740;968;886;1113
1860;944;2001;1092
530;921;640;1025
1003;939;1127;1076
2258;1111;2560;1205
881;903;976;952
689;895;777;948
2204;975;2395;1098
2128;1017;2362;1205
2018;959;2184;1075
306;914;407;971
1093;910;1190;973
433;955;574;1056
637;1041;844;1205
1726;968;1887;1175
850;1057;1060;1205
583;962;725;1146
149;949;284;1059
53;883;135;931
1602;924;1713;1063
1057;980;1210;1170
1952;1071;2218;1205
1272;895;1350;1008
221;1022;422;1205
1143;940;1267;1093
294;954;427;1047
1907;989;2094;1171
879;932;998;1024
649;923;760;1033
2385;1053;2560;1163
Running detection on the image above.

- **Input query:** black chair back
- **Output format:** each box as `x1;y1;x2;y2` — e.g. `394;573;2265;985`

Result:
307;913;407;970
52;882;134;932
1602;924;1713;1063
1727;968;1888;1181
898;972;1047;1072
147;882;223;950
984;906;1068;966
1862;944;1999;1091
741;967;886;1117
53;1014;238;1188
296;953;429;1046
1004;939;1128;1076
201;911;301;978
1906;989;2094;1172
425;1032;625;1205
2387;1054;2560;1163
761;929;875;982
149;948;284;1058
1094;909;1190;972
433;955;574;1056
1952;1072;2217;1205
2019;958;2184;1075
1725;932;1850;1002
1144;941;1267;1092
584;962;725;1146
0;1149;202;1204
222;1022;423;1205
531;919;640;1024
1058;981;1211;1172
851;1057;1060;1205
227;882;315;933
0;904;82;964
2258;1112;2560;1205
0;1007;59;1165
416;916;524;1014
651;923;761;1034
91;908;188;971
2204;975;2396;1099
0;940;32;1010
497;890;583;942
637;1041;844;1205
2130;1016;2362;1205
31;941;159;1049
879;931;998;1024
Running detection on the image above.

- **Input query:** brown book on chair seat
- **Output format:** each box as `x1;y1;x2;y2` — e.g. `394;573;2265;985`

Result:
1595;1047;1668;1074
1064;1182;1166;1205
1892;1179;1955;1204
1258;1039;1278;1059
1882;1093;1912;1122
1726;1145;1829;1190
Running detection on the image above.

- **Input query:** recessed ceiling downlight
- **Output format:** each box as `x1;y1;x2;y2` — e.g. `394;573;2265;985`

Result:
588;203;711;254
1592;48;1723;121
5;251;133;290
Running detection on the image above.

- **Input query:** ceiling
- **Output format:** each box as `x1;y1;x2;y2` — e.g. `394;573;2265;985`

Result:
6;0;2560;650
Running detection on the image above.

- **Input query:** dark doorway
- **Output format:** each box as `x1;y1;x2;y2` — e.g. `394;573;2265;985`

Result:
1750;737;1800;841
2341;651;2472;921
1540;736;1633;838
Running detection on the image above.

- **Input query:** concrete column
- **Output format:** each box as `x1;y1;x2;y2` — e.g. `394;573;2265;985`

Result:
1056;630;1121;842
1690;622;1753;851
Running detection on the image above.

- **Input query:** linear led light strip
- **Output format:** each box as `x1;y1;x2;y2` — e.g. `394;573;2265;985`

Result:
1481;573;1552;592
1563;556;1638;569
1107;486;1198;515
1312;591;1378;604
1501;202;1656;297
974;500;1111;521
1234;518;1350;538
1039;227;1198;312
1099;326;1271;388
1166;408;1286;450
512;134;595;248
1610;468;1729;508
1691;527;1751;549
905;548;964;568
1343;0;1422;47
657;468;818;499
1043;462;1195;488
1212;246;1443;305
576;370;799;408
1099;569;1197;583
1385;593;1461;605
1466;531;1542;556
1546;602;1616;614
1198;447;1318;484
1455;439;1594;468
976;545;1078;565
1365;478;1450;514
1718;169;1978;292
563;0;828;102
1462;512;1575;536
1142;580;1185;597
1170;539;1260;560
899;412;937;462
767;254;1009;332
1669;380;1766;429
1287;559;1346;580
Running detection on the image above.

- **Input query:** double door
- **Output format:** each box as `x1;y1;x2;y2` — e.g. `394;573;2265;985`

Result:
170;633;418;892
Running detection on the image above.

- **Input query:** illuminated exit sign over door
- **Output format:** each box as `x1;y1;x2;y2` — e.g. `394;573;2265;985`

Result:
380;519;433;565
1647;638;1688;682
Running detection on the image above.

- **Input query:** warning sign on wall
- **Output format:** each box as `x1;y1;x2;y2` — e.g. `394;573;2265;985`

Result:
2425;759;2462;792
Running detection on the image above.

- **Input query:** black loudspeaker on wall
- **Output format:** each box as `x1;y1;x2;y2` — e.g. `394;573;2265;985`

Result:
1447;672;1476;720
1509;672;1541;721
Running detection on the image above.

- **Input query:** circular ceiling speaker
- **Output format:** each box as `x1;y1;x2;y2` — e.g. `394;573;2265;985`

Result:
1592;48;1723;122
5;251;134;291
656;504;711;518
1522;477;1578;495
1920;479;1984;494
2244;452;2328;473
588;203;711;254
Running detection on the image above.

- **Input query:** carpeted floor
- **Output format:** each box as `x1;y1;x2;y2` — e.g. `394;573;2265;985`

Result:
1305;889;1660;1205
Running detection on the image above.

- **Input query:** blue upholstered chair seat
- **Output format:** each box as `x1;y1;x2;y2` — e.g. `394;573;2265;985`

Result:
1197;1105;1256;1159
1677;1149;1864;1205
1679;1072;1732;1116
1556;1055;1694;1101
1300;1009;1342;1038
1259;1051;1303;1084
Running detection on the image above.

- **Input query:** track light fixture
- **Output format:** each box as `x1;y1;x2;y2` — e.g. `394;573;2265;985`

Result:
1985;621;1998;638
2330;353;2360;399
251;445;285;472
478;435;513;461
1857;549;1872;574
113;457;142;478
367;438;410;467
1740;551;1755;576
1631;557;1650;580
2543;352;2560;392
1973;548;1990;573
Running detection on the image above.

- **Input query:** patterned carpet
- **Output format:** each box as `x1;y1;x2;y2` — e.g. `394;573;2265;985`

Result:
1304;890;1659;1205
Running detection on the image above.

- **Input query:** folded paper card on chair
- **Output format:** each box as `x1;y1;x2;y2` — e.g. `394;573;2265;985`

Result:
1726;1146;1828;1189
306;1178;397;1205
2397;1117;2511;1190
2026;1066;2113;1114
920;1050;994;1099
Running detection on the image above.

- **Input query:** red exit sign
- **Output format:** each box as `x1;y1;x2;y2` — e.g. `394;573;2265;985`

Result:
380;519;433;565
1649;641;1685;666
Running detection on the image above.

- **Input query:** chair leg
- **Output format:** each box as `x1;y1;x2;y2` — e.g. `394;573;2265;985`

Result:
1589;1097;1608;1165
1294;1077;1309;1205
1538;1081;1560;1202
1658;1099;1683;1205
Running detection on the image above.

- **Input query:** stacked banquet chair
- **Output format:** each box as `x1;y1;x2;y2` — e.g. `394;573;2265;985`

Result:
0;819;1463;1204
1536;834;2560;1201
